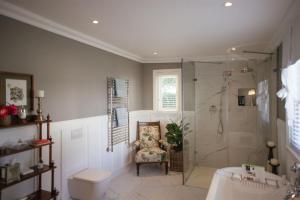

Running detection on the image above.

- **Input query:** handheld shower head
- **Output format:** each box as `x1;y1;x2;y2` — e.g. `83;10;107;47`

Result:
240;66;254;73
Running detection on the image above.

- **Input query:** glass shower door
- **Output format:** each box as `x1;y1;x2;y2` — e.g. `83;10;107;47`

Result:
182;61;196;184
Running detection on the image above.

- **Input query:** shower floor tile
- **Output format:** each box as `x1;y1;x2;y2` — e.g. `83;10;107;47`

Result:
185;166;218;189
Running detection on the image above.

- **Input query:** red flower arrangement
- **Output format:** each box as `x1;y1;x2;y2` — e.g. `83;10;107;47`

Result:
0;104;18;119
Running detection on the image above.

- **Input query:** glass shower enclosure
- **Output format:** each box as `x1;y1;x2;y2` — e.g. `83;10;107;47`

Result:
182;60;196;184
181;58;272;186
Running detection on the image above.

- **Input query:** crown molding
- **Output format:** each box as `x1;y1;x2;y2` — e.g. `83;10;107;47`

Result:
0;1;144;62
0;1;279;64
268;0;300;51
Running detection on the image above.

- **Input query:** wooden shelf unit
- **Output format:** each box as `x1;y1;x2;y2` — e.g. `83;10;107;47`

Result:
0;119;51;129
23;190;59;200
0;141;54;158
0;165;56;190
0;115;58;200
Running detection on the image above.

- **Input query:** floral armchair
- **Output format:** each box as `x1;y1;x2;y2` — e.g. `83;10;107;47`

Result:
134;121;169;176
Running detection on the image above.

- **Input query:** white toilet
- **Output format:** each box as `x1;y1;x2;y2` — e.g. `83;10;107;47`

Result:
68;169;112;200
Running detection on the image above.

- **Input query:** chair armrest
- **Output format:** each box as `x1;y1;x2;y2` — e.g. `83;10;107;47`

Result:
159;139;169;150
134;140;141;150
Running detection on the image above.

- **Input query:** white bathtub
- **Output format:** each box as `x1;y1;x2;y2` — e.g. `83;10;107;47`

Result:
206;167;288;200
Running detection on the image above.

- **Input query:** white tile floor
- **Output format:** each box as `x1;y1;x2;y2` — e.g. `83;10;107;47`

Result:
104;164;208;200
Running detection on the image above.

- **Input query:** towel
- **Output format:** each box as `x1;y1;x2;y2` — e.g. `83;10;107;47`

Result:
112;109;118;128
256;80;269;123
115;107;128;127
277;59;300;127
113;79;127;97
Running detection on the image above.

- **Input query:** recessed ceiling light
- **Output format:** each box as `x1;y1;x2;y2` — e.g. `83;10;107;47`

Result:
231;47;236;51
153;51;158;55
224;2;233;7
92;20;99;24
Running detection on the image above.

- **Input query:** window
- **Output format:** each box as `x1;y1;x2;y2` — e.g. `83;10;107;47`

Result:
289;101;300;151
153;69;181;112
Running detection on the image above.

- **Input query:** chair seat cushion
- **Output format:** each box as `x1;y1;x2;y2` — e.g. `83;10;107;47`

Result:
135;147;167;163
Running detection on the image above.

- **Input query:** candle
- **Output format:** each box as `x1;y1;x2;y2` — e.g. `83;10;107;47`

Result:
248;89;256;96
37;90;45;98
267;141;275;147
270;158;279;166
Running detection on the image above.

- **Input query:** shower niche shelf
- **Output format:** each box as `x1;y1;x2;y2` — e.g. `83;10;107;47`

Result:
238;88;256;106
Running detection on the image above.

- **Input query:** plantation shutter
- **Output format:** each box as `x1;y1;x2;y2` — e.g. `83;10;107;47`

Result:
290;101;300;150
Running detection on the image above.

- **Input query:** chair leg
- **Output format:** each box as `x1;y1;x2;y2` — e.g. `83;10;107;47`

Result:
136;163;140;176
165;162;168;175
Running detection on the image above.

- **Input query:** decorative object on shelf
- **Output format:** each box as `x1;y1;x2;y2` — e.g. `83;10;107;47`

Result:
0;162;21;184
15;139;29;150
0;104;18;126
166;120;190;172
0;115;49;129
31;139;51;147
248;89;256;106
37;160;44;170
18;106;27;122
35;89;45;121
0;72;34;111
20;168;34;177
269;158;280;175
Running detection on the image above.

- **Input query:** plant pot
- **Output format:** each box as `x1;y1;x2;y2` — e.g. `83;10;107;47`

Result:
170;150;183;172
0;115;12;126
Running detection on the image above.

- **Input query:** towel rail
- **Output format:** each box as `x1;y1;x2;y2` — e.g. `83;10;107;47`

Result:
107;77;130;152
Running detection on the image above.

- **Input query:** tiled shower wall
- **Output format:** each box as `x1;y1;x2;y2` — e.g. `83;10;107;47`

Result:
194;60;271;168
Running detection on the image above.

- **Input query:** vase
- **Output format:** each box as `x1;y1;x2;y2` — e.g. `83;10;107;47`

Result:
0;115;12;126
18;107;27;120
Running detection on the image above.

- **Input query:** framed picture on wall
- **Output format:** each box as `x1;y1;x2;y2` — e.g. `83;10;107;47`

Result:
0;72;34;111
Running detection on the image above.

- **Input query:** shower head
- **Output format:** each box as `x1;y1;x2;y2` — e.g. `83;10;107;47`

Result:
240;66;254;73
223;70;232;77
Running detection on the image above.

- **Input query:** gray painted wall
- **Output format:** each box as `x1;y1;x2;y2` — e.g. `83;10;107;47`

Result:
0;15;143;121
142;63;181;110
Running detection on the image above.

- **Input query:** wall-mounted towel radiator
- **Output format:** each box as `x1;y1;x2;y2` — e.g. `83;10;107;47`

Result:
106;77;129;152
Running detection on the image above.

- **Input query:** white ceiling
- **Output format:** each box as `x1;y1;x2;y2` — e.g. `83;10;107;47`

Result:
0;0;294;62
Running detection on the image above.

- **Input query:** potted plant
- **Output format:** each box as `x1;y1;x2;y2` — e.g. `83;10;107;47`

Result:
0;104;18;126
165;120;190;172
166;121;183;152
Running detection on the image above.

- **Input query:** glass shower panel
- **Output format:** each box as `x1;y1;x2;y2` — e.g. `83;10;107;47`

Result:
182;61;196;184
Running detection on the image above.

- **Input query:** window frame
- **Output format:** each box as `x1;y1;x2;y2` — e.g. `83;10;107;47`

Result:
153;69;182;112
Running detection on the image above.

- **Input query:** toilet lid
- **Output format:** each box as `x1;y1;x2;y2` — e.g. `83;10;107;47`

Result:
73;169;111;183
